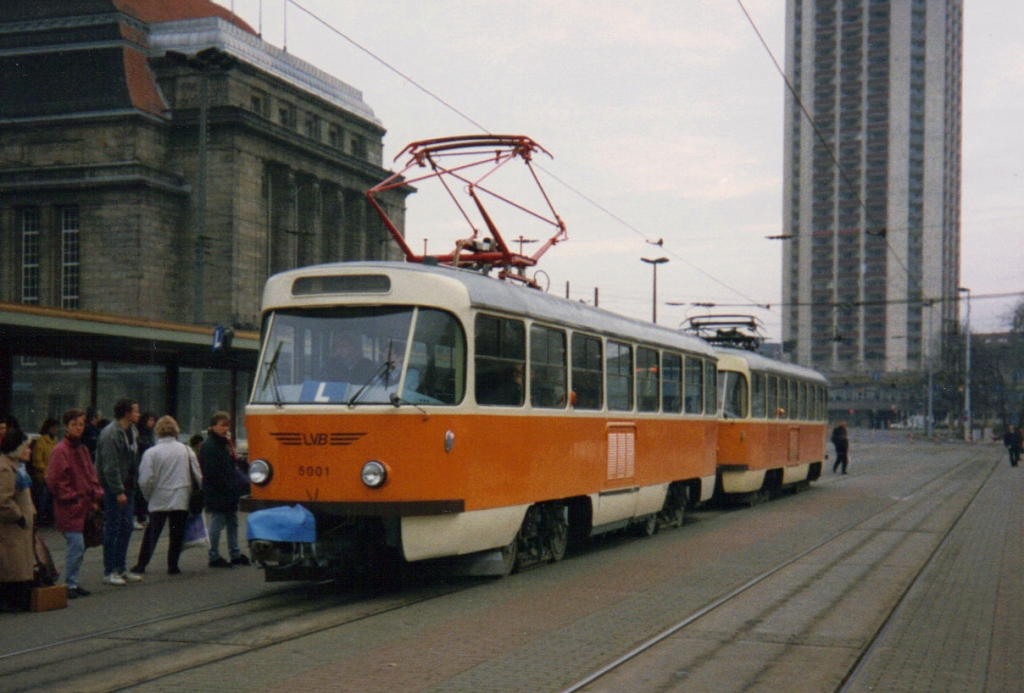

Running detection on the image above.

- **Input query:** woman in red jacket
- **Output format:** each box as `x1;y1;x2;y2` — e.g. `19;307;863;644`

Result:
46;408;104;598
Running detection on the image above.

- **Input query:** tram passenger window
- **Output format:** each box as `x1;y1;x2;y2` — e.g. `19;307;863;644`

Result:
778;379;790;418
606;341;633;411
751;372;766;418
662;353;682;414
571;334;603;410
530;325;567;408
636;347;659;412
720;371;748;419
799;382;808;419
704;360;717;416
767;376;778;419
475;315;525;406
684;357;703;414
402;308;466;405
788;380;798;420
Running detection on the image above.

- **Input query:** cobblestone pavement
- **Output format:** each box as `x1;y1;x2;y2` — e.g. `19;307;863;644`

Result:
3;442;1016;693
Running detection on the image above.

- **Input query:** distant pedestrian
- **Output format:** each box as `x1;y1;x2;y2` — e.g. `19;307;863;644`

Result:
1003;425;1023;467
82;408;101;462
94;398;142;586
831;421;850;474
46;409;104;599
131;416;202;576
200;412;249;568
31;418;59;526
134;412;157;530
0;429;35;613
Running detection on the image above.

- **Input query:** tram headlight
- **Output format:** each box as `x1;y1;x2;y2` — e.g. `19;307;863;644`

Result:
361;460;387;488
249;458;273;486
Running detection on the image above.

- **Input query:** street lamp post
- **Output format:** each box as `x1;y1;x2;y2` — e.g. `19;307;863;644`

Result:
925;299;935;438
641;257;669;324
959;287;971;441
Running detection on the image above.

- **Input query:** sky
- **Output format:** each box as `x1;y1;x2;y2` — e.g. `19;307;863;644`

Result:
214;0;1024;338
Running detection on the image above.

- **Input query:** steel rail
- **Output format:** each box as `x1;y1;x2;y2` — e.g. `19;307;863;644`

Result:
560;454;991;693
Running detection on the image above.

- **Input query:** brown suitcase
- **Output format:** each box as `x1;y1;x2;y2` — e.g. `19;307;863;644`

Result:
30;584;68;612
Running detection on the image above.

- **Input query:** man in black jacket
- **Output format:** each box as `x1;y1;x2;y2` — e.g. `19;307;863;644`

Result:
831;421;850;474
199;412;248;568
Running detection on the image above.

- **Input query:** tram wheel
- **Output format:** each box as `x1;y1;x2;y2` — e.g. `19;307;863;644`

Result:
634;514;658;537
546;505;569;562
658;485;687;530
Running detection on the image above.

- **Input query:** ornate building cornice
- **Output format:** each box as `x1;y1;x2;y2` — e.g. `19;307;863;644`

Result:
148;17;381;126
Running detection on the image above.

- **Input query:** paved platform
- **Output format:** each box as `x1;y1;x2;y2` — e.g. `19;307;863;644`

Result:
2;442;1020;692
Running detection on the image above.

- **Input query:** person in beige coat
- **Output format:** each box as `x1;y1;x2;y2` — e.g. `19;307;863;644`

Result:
0;429;36;612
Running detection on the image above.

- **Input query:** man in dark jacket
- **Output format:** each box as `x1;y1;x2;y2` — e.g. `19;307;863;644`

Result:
831;421;850;474
1003;425;1023;467
199;412;248;568
94;398;141;585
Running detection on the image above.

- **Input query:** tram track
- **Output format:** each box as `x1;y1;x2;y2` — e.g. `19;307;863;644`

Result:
560;451;998;693
0;576;471;693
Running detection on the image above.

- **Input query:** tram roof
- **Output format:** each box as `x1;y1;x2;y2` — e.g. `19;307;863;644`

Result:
264;262;718;358
715;347;829;386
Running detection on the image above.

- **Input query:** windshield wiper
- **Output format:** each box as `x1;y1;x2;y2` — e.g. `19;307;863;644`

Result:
389;392;428;418
347;340;397;407
260;341;284;408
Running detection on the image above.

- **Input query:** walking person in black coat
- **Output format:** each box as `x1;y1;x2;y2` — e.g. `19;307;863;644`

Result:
1003;425;1023;467
831;421;850;474
199;412;249;568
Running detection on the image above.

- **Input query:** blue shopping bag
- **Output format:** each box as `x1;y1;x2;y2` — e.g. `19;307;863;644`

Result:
182;512;210;551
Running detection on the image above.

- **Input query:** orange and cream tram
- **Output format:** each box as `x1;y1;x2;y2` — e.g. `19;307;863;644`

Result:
714;348;829;502
242;261;722;579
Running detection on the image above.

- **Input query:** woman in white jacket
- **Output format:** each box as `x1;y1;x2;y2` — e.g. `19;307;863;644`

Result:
130;416;201;576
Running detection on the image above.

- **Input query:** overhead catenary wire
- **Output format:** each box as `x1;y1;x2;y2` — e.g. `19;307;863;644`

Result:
276;0;771;312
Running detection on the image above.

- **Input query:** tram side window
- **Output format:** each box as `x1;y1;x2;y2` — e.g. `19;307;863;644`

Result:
403;308;466;405
767;376;778;419
530;324;567;408
751;372;766;418
720;371;748;419
662;353;683;414
636;347;659;412
684;357;703;414
606;341;633;411
799;382;808;419
571;334;603;409
704;360;717;416
779;379;790;418
475;315;525;406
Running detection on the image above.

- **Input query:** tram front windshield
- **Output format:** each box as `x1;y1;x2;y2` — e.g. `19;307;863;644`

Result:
252;306;466;406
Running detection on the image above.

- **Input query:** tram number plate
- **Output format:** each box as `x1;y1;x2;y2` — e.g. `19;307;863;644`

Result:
297;465;330;478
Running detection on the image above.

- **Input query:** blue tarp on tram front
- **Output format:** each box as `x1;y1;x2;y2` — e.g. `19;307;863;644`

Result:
246;504;316;543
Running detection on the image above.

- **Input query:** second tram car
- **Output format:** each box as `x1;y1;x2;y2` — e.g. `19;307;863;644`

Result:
714;348;829;502
243;262;722;579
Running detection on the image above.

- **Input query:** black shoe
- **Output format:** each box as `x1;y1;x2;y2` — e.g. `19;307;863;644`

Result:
74;586;91;597
129;565;145;575
168;567;181;575
209;557;232;568
230;555;251;566
67;588;79;600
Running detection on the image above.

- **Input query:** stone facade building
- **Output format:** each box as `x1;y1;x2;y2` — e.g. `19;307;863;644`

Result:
0;0;409;331
0;0;409;435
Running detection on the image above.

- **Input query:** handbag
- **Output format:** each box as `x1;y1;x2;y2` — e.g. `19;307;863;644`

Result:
182;512;210;551
33;529;59;587
82;507;104;548
188;478;205;515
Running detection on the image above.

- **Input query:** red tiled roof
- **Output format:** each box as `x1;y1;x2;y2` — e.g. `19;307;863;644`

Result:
123;47;167;116
112;0;256;35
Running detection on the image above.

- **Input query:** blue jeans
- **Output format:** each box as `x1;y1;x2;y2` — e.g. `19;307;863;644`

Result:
102;491;134;575
63;532;85;589
207;511;240;561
